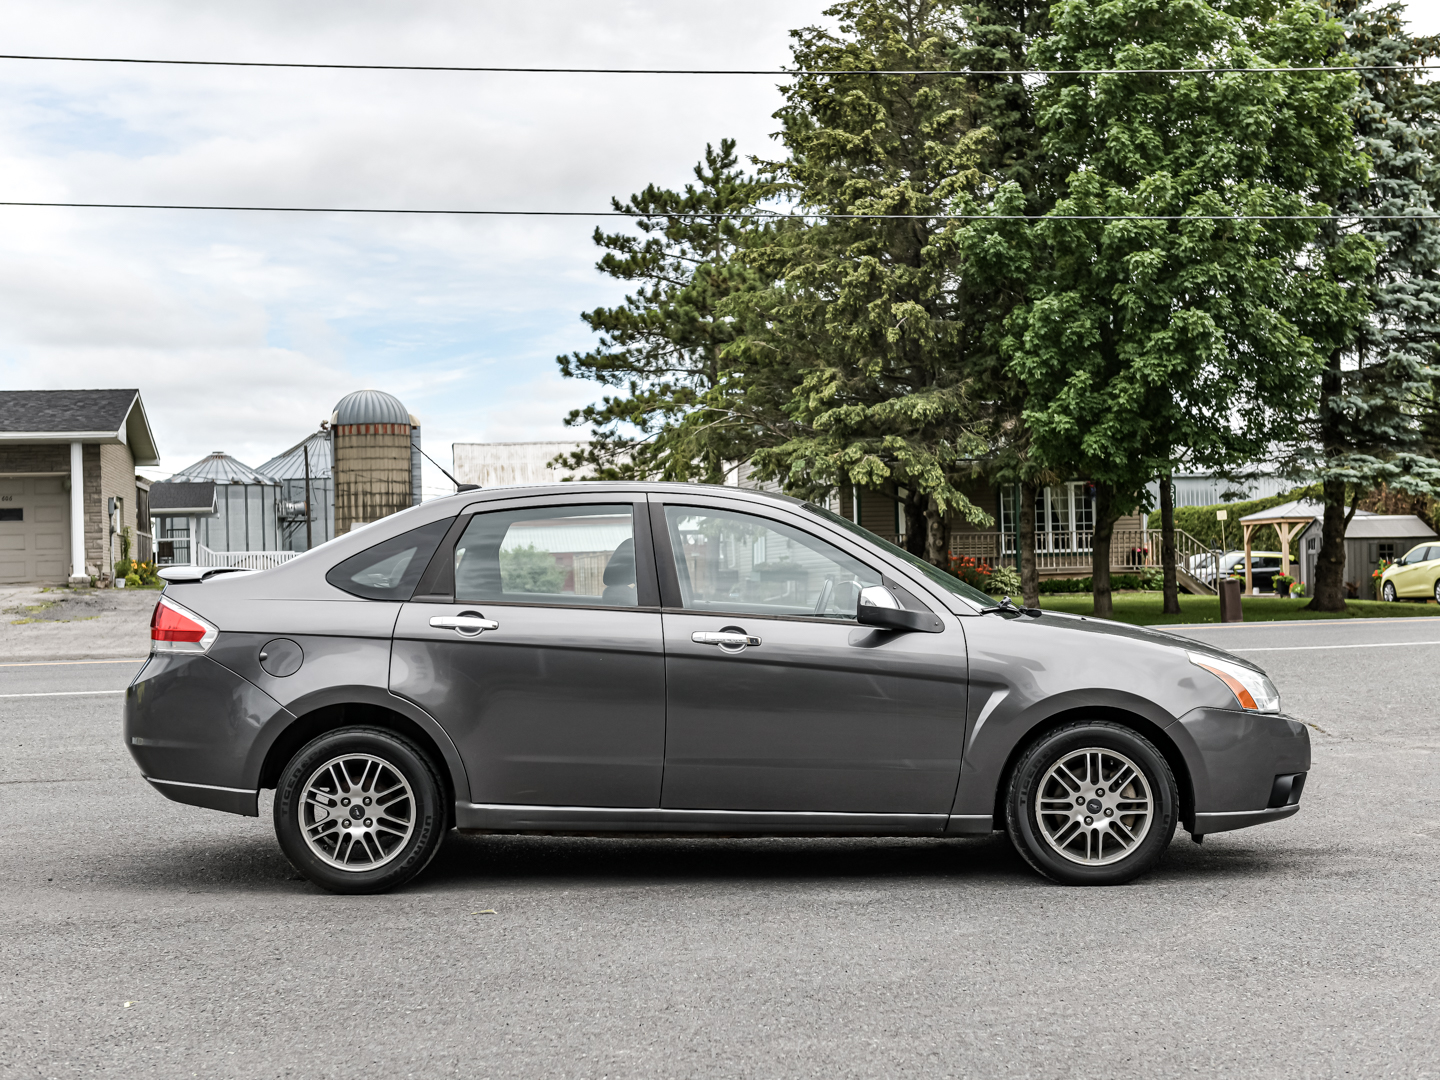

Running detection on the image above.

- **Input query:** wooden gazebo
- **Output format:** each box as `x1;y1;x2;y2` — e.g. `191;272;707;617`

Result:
1237;499;1322;593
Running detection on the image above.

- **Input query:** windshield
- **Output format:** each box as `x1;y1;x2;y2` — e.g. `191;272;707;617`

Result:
802;503;993;610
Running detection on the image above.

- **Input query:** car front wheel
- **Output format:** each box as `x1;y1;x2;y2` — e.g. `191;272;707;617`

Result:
1383;581;1398;602
1005;721;1178;885
275;726;446;894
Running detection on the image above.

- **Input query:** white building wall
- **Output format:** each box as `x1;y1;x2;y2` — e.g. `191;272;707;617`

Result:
452;442;590;488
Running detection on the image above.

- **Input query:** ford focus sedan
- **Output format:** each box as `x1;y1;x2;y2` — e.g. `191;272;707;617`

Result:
126;483;1309;893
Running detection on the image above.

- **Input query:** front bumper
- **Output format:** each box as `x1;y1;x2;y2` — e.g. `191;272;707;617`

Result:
124;652;292;817
1166;707;1311;836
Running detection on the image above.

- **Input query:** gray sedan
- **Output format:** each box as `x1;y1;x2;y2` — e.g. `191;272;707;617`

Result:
126;483;1309;893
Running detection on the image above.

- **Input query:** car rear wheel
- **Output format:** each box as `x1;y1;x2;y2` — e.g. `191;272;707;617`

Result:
1383;581;1398;602
1005;721;1178;885
275;726;446;894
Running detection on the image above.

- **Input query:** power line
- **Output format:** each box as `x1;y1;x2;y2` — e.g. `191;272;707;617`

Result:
0;53;1433;76
0;200;1436;221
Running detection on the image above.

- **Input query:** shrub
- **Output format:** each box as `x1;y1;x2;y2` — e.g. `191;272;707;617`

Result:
988;565;1022;596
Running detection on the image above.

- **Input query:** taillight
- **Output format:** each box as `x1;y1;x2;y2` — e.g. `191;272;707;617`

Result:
151;597;218;654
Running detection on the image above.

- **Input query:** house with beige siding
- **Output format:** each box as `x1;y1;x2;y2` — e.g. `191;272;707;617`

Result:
0;390;159;585
840;477;1152;579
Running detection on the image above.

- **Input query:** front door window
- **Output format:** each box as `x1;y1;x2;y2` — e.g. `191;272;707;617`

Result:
664;506;881;618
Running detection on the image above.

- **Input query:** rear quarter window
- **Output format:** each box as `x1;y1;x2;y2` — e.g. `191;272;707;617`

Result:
326;518;453;600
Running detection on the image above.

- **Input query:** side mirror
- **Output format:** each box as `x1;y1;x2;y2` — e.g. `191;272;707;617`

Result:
856;585;940;633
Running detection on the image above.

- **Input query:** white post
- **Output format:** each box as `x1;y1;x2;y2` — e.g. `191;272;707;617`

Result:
69;441;85;582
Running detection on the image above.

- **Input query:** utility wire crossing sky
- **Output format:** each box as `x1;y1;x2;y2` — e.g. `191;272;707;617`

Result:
0;202;1435;221
0;53;1435;76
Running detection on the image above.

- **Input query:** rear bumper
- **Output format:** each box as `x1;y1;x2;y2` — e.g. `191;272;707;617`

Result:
124;652;292;817
1167;708;1311;835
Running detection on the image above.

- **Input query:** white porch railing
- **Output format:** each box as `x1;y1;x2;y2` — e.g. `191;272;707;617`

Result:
948;528;1215;574
195;543;299;570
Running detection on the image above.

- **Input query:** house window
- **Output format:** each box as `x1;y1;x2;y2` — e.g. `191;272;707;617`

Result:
1000;482;1094;552
1378;542;1396;563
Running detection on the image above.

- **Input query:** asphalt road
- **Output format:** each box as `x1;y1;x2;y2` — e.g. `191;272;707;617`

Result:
2;618;1438;1079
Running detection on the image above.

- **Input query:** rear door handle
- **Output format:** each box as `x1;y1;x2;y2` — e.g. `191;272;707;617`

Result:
692;631;761;648
430;614;499;636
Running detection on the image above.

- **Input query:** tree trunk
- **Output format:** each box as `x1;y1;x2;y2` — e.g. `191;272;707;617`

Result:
923;495;948;567
1091;483;1122;619
1019;480;1039;608
1160;473;1180;615
1307;477;1354;612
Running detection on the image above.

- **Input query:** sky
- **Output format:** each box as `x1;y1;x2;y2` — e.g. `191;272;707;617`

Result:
2;0;1440;496
0;0;821;494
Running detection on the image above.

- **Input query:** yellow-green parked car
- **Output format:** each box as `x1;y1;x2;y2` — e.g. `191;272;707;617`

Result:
1378;543;1440;602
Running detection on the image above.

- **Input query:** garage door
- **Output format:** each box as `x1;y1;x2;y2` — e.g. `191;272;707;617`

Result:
0;477;71;584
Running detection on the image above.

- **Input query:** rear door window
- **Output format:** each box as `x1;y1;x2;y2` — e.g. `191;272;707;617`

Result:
454;504;637;606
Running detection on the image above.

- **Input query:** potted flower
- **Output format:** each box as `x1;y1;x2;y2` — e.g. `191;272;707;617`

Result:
1274;572;1296;598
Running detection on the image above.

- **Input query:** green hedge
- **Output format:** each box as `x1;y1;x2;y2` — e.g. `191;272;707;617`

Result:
1040;574;1152;593
1145;485;1319;554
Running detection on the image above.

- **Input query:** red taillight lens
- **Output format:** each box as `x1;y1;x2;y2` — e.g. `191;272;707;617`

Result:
152;600;207;643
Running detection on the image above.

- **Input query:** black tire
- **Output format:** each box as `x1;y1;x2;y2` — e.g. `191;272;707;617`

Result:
274;726;446;895
1383;581;1398;603
1005;721;1178;886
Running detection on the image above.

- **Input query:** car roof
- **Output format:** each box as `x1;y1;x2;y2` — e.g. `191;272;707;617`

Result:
437;480;804;508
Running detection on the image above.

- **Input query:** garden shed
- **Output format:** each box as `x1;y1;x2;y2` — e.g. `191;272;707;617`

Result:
1296;511;1437;600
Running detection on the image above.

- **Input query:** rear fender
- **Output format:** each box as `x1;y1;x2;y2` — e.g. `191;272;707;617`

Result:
242;684;471;804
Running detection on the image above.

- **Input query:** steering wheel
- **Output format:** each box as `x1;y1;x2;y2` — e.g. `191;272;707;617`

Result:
814;576;836;615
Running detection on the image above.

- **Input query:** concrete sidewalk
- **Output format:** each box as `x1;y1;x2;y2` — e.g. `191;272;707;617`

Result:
0;585;154;661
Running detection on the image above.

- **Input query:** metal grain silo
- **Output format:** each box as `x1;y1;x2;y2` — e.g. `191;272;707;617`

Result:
330;390;421;534
161;450;282;555
257;430;334;552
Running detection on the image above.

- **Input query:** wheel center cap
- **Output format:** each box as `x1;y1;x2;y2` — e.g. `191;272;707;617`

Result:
1086;798;1104;815
350;805;364;820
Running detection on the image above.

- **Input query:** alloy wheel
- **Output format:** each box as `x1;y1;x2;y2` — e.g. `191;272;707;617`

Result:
299;753;416;871
1384;581;1397;602
1035;747;1153;866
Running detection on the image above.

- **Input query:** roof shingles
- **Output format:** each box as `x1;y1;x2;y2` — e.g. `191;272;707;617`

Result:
0;390;138;433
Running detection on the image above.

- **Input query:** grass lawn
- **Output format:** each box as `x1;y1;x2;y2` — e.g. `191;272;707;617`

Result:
1038;591;1440;626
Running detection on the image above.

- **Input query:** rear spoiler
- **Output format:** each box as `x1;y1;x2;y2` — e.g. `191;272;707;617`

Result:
157;566;259;584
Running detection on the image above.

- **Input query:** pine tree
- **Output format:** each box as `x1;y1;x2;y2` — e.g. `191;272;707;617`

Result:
1301;1;1440;611
555;141;771;482
731;0;996;563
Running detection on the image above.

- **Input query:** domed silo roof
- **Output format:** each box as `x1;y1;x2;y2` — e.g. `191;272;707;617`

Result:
171;450;277;485
332;389;410;427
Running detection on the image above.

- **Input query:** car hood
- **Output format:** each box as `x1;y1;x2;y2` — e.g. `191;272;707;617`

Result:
1024;610;1263;672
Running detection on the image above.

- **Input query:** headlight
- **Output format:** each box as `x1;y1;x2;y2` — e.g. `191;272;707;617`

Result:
1187;651;1280;713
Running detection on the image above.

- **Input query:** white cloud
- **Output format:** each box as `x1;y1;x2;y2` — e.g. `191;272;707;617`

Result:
0;0;823;472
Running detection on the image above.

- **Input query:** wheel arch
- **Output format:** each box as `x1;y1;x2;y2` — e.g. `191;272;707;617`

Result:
253;697;468;824
990;706;1195;833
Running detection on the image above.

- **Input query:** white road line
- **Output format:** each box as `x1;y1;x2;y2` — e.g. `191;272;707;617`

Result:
1232;640;1440;652
0;690;126;698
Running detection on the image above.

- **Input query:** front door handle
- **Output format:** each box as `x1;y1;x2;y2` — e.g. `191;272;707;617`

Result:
430;614;499;636
692;631;761;649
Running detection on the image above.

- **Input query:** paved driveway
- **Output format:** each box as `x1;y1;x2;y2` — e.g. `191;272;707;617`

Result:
1;617;1437;1078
